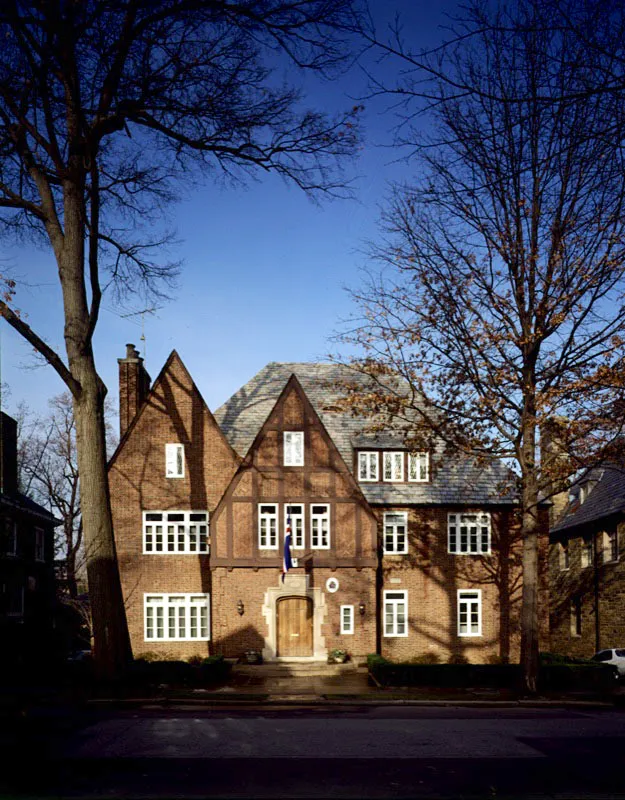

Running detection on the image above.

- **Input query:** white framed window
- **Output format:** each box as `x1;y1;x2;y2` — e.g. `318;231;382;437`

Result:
603;529;619;563
144;593;210;641
383;512;408;554
34;528;45;562
384;590;408;637
311;504;330;549
340;605;354;634
408;452;429;482
165;443;185;478
358;451;379;482
383;452;404;482
457;590;482;637
143;511;209;554
4;519;17;556
581;535;593;568
448;513;491;555
558;541;570;571
284;432;304;466
285;504;304;549
259;504;278;550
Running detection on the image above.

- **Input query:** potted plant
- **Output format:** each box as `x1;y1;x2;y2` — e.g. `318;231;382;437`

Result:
329;648;348;664
245;649;262;664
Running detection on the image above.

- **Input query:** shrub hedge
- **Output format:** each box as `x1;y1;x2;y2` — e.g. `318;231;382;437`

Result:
367;653;617;692
130;655;231;687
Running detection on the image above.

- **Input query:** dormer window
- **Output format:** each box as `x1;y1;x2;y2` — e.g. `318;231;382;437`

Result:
284;432;304;466
383;452;404;482
358;451;378;481
408;452;429;482
165;443;185;478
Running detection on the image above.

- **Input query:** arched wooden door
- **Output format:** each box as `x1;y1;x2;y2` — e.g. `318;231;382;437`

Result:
277;596;313;657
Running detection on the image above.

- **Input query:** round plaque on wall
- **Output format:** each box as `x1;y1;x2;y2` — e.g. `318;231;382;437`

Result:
325;577;339;593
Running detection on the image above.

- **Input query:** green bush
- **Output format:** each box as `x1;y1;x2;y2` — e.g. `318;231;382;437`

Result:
408;653;441;665
538;663;617;691
129;655;231;688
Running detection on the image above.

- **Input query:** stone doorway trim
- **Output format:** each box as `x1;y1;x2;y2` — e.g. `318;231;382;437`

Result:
262;574;327;661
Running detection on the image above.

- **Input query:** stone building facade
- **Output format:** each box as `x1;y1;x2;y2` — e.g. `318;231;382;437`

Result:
110;347;549;664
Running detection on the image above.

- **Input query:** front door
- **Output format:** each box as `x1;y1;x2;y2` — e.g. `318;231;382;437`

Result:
277;596;313;657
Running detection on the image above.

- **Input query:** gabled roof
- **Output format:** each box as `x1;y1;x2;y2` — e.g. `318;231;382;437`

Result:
551;465;625;533
0;491;60;524
214;362;517;506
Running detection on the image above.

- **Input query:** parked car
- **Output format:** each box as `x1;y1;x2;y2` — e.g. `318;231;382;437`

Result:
591;648;625;677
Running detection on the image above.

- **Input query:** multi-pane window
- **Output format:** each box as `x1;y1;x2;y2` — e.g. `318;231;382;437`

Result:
408;452;429;482
340;605;354;634
311;504;330;549
165;443;185;478
284;432;304;466
383;452;404;482
571;596;582;636
457;590;482;636
448;513;491;555
358;452;379;482
603;529;619;563
259;504;278;549
144;594;210;641
384;590;408;637
559;541;570;571
34;528;45;562
285;504;304;549
383;512;408;554
581;536;593;568
143;511;209;554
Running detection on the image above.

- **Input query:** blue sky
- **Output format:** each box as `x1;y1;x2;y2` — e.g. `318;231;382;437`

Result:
1;1;458;424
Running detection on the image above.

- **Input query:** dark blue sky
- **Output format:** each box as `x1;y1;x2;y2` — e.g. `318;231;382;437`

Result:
1;0;460;422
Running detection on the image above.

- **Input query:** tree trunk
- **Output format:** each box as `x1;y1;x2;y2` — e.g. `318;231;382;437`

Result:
520;500;540;693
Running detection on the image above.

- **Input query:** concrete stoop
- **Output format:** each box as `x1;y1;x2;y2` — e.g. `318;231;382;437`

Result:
232;662;366;679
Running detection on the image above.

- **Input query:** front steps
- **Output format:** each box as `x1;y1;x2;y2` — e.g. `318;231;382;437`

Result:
232;661;367;678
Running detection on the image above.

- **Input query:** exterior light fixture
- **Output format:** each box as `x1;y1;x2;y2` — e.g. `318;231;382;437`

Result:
237;599;244;616
359;602;366;616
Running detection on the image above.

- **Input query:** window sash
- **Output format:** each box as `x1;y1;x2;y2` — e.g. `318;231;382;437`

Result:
448;513;491;555
559;542;570;570
604;530;618;563
165;443;185;478
581;537;593;568
383;452;404;482
144;593;210;641
259;505;278;549
340;604;354;634
457;590;481;636
4;519;17;556
408;452;429;482
383;591;408;637
284;432;304;466
34;528;45;562
285;505;304;549
358;452;379;481
311;505;330;549
143;511;209;554
383;512;408;554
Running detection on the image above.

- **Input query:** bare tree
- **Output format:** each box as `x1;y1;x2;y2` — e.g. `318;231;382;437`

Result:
338;0;625;692
0;0;362;678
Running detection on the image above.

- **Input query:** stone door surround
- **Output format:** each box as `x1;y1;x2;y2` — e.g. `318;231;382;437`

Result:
262;574;327;661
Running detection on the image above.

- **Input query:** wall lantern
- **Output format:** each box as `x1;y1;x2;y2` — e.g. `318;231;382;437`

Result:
237;599;244;616
359;602;366;616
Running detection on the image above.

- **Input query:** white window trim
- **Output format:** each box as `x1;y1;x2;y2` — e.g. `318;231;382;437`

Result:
143;511;209;554
581;536;593;568
457;589;482;637
144;593;210;642
358;451;379;482
34;527;45;562
311;504;331;549
603;529;619;564
383;590;408;637
447;513;491;556
259;504;279;550
5;521;17;556
408;452;429;482
165;443;185;478
284;431;304;466
559;541;570;571
383;512;408;555
383;451;404;482
340;604;354;635
285;504;305;550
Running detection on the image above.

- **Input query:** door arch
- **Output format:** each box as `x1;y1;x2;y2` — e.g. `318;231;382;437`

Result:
277;596;313;657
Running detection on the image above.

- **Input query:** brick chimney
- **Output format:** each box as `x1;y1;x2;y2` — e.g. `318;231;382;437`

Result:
118;343;151;438
0;412;18;495
540;417;570;526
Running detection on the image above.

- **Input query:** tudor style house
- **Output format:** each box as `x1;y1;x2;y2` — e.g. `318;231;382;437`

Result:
549;466;625;657
109;346;549;664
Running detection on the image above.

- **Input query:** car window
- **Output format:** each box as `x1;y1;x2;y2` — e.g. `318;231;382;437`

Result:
593;650;612;661
615;649;625;658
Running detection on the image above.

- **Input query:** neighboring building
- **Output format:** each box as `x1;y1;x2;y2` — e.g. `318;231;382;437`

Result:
0;412;58;662
550;466;625;657
109;346;550;664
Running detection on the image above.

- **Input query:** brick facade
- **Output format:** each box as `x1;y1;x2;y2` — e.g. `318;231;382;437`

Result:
110;348;550;666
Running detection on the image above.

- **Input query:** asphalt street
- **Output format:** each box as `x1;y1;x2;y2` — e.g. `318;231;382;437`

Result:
4;704;625;798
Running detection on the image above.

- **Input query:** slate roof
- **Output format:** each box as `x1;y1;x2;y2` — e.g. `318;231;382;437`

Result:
214;362;517;506
551;466;625;534
0;490;60;523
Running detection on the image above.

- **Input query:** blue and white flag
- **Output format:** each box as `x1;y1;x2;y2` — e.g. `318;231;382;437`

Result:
282;513;293;583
